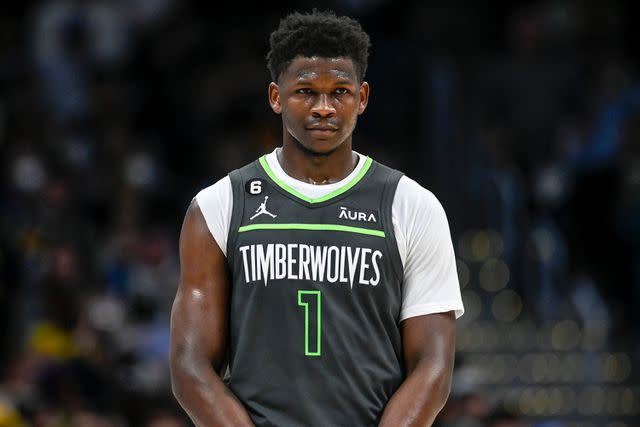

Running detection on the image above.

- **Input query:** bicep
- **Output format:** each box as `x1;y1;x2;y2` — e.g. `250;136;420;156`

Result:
171;200;230;373
395;179;464;321
401;312;456;375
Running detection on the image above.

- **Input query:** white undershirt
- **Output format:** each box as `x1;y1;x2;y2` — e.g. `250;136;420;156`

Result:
195;149;464;320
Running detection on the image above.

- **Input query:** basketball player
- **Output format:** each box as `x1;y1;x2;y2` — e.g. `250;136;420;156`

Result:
170;10;464;427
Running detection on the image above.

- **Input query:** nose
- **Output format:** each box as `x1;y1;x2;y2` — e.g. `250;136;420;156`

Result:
310;94;336;117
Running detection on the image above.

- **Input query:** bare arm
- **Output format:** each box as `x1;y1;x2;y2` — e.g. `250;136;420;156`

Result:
170;200;255;427
378;311;456;427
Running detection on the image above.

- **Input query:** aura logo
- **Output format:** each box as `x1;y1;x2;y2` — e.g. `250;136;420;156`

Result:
338;206;378;223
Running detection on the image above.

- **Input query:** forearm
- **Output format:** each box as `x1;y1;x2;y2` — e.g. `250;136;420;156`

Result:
172;361;255;427
378;360;451;427
173;202;252;426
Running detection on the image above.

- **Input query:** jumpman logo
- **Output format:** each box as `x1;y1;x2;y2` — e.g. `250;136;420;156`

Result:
250;196;277;220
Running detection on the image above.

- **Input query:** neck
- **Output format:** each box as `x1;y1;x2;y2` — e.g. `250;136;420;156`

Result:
278;138;357;185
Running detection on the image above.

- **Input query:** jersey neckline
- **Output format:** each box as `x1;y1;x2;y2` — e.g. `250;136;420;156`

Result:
258;151;374;204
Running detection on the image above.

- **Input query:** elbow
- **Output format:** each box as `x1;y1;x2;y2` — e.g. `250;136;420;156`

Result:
171;372;184;402
431;361;454;413
435;372;452;411
170;349;218;405
170;357;186;403
416;358;454;413
170;350;195;405
171;382;184;407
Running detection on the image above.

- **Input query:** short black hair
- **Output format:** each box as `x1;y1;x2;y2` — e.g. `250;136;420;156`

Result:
266;10;371;82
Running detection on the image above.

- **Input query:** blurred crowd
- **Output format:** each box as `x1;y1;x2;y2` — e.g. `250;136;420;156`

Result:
0;1;638;426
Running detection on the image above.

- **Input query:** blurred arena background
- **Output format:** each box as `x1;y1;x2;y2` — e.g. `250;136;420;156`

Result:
1;1;639;426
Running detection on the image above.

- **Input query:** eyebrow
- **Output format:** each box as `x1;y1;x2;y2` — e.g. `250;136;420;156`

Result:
334;80;356;85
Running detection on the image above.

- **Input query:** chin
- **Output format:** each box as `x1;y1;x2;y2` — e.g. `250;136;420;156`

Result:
299;139;343;156
287;129;348;156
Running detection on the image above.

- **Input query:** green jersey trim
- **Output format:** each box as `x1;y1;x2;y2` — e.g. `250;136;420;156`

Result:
238;223;385;238
258;155;374;204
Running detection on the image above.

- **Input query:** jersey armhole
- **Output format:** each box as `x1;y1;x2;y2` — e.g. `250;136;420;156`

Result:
226;169;245;270
380;168;404;284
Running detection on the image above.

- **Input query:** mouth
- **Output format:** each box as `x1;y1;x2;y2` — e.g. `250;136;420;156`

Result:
307;129;338;140
307;126;338;136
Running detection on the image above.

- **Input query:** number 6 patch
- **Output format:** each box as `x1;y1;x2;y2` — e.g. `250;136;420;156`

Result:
245;179;263;195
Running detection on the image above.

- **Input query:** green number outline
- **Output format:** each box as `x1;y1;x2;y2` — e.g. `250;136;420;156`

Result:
297;290;321;357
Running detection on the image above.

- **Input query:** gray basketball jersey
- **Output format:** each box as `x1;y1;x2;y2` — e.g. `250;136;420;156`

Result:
225;155;404;427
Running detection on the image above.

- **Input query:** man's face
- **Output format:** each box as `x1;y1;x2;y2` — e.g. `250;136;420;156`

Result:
269;56;369;155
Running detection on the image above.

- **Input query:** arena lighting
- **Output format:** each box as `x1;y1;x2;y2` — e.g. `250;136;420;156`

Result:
602;353;632;383
458;229;506;262
518;388;534;415
605;388;619;414
471;230;491;261
471;381;637;418
456;258;470;288
479;257;510;292
503;391;520;413
455;327;473;351
531;354;547;383
467;322;485;350
478;324;499;351
487;355;506;383
536;324;553;350
457;231;475;261
481;354;519;383
455;328;468;351
471;352;634;386
561;353;583;382
551;320;581;351
577;386;605;415
461;289;482;321
602;386;638;416
619;387;635;415
486;229;505;258
483;323;499;350
506;321;536;351
518;354;535;382
532;388;547;415
560;387;577;415
582;323;608;351
546;354;561;382
498;322;526;351
547;388;563;414
491;289;522;322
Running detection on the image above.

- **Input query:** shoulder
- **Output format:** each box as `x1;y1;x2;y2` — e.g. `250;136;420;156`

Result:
367;158;447;227
228;158;263;182
370;158;402;178
193;176;233;256
394;175;447;226
195;175;232;205
193;155;263;222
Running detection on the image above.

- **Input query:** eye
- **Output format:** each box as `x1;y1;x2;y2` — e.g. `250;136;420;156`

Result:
296;88;313;94
335;88;349;95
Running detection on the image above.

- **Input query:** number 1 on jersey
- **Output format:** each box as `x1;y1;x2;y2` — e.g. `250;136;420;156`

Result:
297;290;321;357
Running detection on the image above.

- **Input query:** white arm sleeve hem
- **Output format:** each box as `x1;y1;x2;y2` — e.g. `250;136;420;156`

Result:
194;176;232;257
399;301;465;322
393;176;464;320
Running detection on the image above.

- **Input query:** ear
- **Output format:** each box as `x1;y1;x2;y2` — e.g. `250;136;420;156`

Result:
357;81;370;115
268;82;282;114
